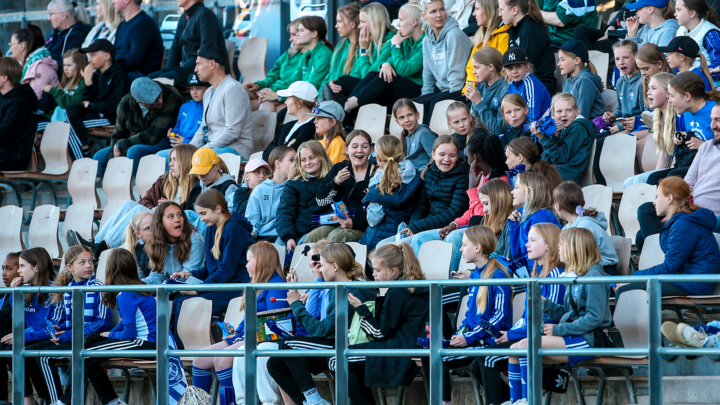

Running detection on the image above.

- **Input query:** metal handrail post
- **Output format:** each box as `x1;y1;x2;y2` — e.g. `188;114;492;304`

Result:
71;288;86;403
12;290;25;404
648;278;662;404
244;286;258;404
429;283;443;405
335;283;350;405
528;281;543;405
156;287;170;405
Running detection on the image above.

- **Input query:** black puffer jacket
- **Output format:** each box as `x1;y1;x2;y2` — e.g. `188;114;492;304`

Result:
166;2;230;74
275;176;332;243
408;159;470;233
0;84;37;171
315;161;378;231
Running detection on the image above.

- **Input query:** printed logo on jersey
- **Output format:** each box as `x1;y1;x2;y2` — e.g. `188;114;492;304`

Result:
410;141;417;152
492;97;499;107
629;91;636;101
572;285;581;297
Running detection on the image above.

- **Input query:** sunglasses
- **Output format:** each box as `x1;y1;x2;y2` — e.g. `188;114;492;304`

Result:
312;107;338;121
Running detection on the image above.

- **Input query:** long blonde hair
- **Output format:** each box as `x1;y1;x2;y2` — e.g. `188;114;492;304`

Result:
478;178;514;235
195;189;231;260
375;135;405;195
320;242;365;281
361;3;394;60
529;223;563;278
288;140;333;181
464;226;511;313
163;144;198;204
472;0;504;48
97;0;123;30
516;172;553;220
369;242;426;292
649;72;677;156
636;43;672;105
122;211;153;255
560;228;600;276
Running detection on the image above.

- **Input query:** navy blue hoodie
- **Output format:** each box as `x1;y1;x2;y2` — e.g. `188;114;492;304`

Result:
191;212;254;284
46;22;92;75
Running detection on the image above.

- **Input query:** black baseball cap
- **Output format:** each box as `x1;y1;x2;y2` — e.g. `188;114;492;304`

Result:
79;39;116;60
503;47;529;67
187;72;210;87
190;45;226;65
557;39;589;63
657;36;700;58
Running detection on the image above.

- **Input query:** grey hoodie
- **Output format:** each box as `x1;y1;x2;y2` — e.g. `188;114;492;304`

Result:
613;70;645;118
421;17;473;94
543;265;612;347
626;19;680;48
245;178;285;237
405;124;438;171
200;173;239;211
366;161;417;227
564;212;619;267
562;68;605;121
472;77;510;135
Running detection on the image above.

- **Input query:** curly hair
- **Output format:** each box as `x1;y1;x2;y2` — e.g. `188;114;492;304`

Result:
466;129;509;179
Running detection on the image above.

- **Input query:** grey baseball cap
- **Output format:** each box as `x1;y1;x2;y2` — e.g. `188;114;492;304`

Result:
305;100;345;122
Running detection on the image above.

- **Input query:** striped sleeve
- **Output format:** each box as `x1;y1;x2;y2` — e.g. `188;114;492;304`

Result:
84;285;111;334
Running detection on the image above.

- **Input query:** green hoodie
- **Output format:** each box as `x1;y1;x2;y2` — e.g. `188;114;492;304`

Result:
300;41;334;91
355;31;396;77
320;37;364;91
255;50;303;92
389;33;425;86
48;79;86;109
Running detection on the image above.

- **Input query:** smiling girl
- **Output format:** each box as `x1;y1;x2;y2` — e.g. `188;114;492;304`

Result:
393;98;438;170
499;94;532;147
446;101;477;153
467;47;509;135
311;130;377;242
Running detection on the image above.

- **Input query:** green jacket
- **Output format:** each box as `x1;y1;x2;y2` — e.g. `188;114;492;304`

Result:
356;31;396;77
320;38;364;91
538;0;598;44
48;80;86;110
255;50;303;92
110;84;183;156
300;41;334;91
389;33;425;86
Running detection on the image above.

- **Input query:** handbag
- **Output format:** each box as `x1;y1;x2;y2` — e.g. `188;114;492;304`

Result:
567;291;624;349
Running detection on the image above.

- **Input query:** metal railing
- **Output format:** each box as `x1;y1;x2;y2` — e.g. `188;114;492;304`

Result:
3;274;720;405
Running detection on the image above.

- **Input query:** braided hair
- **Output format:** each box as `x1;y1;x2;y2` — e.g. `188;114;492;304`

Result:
466;129;509;179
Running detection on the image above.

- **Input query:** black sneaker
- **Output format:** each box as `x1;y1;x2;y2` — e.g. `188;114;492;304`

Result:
66;230;93;248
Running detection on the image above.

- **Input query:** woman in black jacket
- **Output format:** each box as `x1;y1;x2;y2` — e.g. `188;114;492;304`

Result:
262;81;318;162
328;243;429;405
275;140;334;251
308;130;378;243
376;135;470;248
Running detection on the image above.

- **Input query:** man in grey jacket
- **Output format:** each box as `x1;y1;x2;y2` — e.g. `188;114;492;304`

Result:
412;2;472;124
190;45;253;160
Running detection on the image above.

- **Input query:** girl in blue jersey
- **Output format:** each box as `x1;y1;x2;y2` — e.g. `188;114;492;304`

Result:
507;173;561;261
503;47;551;124
471;223;566;405
30;245;111;405
4;248;62;405
421;225;513;404
192;241;289;396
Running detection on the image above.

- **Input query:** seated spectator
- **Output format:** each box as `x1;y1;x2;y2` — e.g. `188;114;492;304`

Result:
42;49;87;127
660;36;714;91
149;0;228;85
319;3;362;103
500;0;557;93
558;40;605;121
602;40;644;137
0;57;38;171
358;135;421;250
377;135;470;248
64;40;129;160
343;3;425;114
554;182;619;275
9;25;59;112
46;0;91;74
82;0;123;47
617;177;720;297
539;0;598;46
0;252;20;402
232;158;272;215
498;94;532;147
662;321;720;349
393;98;438;170
142;202;205;284
632;44;672;162
121;211;153;279
246;146;296;241
445;101;477;154
71;144;199;252
505;136;563;190
310;130;377;242
187;147;239;219
503;47;551;123
307;100;348;164
686;102;720;226
625;0;679;47
275;140;334;251
467;47;509;135
244;20;304;112
156;73;210;164
464;0;511;98
169;189;254;349
675;0;720;87
262;81;318;162
190;46;254;160
295;16;334;91
93;77;183;177
113;0;164;78
191;241;289;396
533;93;594;183
413;0;473;123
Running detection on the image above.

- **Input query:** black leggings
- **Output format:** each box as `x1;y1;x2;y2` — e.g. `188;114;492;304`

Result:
322;75;362;106
413;90;465;125
267;336;334;405
615;282;689;297
350;71;423;107
471;339;522;405
573;25;619;55
327;342;377;405
0;341;37;400
646;166;690;186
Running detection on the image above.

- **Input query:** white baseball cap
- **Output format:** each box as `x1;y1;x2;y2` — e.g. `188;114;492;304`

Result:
277;81;318;103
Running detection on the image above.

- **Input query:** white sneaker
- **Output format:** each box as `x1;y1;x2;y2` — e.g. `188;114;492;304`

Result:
513;399;529;405
677;323;708;348
500;401;514;405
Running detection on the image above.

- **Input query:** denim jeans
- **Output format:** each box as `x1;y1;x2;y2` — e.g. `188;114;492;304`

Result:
93;138;171;178
411;228;466;273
